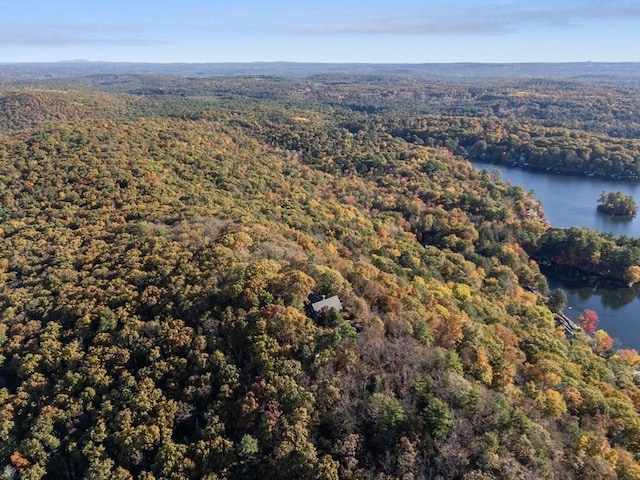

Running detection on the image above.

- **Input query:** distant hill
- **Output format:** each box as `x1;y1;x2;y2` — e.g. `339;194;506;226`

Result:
1;61;639;85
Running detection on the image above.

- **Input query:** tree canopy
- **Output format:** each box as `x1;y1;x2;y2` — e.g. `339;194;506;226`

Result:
597;191;638;217
1;73;639;480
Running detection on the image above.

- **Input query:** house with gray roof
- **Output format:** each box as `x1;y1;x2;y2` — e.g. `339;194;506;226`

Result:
305;294;342;321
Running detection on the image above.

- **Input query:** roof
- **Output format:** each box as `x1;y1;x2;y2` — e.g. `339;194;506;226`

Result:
310;295;343;313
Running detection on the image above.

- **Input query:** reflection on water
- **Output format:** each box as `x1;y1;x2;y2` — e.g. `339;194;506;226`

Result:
572;285;640;310
471;161;640;350
547;278;640;350
599;287;640;309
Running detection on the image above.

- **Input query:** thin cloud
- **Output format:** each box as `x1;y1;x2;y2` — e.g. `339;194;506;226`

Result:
502;2;639;26
0;24;164;47
306;18;512;35
298;1;638;36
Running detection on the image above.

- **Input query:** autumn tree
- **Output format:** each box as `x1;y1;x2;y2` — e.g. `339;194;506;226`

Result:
578;309;599;334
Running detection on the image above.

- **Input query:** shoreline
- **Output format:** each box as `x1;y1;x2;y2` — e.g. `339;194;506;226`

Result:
471;158;640;182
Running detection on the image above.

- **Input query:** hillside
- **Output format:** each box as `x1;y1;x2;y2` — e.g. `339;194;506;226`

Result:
3;73;639;178
2;61;639;84
1;77;639;480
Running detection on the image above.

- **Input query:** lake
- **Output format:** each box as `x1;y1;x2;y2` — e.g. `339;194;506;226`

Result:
473;162;640;237
472;161;640;350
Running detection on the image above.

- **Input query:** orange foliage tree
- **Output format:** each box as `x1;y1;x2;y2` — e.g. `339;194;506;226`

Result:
578;309;599;335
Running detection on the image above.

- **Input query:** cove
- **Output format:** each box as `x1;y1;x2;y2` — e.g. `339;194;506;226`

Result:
472;161;640;350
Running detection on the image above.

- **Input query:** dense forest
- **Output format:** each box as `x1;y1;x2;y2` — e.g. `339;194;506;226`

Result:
1;71;639;480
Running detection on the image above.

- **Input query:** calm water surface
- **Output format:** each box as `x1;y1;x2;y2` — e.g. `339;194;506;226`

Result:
546;278;640;350
473;162;640;237
472;161;640;349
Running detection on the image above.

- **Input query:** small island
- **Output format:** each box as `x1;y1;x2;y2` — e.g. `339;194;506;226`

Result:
596;190;638;217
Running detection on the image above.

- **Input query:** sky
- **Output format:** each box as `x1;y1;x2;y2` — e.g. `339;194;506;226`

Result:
1;0;639;63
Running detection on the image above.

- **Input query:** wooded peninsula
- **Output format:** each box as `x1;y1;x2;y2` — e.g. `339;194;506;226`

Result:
1;64;639;480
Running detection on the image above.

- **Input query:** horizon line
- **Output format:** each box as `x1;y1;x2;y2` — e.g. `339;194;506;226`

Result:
2;60;640;65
